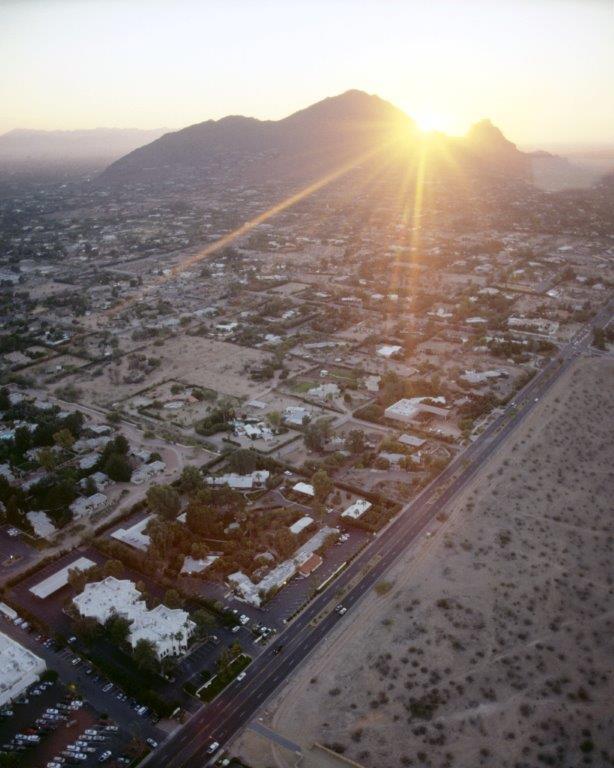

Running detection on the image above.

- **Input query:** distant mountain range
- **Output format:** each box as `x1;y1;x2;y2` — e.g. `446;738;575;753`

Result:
97;91;600;191
0;127;167;166
2;92;603;190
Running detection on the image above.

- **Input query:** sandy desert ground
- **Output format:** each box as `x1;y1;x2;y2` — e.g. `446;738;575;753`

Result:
232;354;614;768
65;335;270;406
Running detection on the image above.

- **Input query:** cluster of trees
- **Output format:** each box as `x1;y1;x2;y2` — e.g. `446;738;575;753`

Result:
0;393;85;466
457;392;499;420
377;370;444;408
303;417;333;451
97;434;132;482
593;326;614;350
0;399;89;529
195;401;235;436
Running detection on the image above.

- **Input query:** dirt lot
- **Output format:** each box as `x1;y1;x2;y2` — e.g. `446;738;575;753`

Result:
231;355;614;768
64;335;270;406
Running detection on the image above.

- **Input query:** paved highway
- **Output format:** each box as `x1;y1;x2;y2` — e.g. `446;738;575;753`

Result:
145;303;612;768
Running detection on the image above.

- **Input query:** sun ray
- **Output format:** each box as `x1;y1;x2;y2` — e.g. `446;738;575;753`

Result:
105;141;404;320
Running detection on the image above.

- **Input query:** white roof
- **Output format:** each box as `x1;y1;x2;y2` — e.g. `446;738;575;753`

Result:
385;397;448;422
229;526;338;606
307;383;340;399
73;577;195;658
131;460;166;484
206;470;269;490
283;406;311;426
30;556;96;599
289;516;314;534
398;433;426;448
246;400;267;409
377;344;402;358
26;511;56;539
292;481;314;497
180;555;219;574
342;499;372;519
0;631;46;707
70;492;107;517
111;515;153;551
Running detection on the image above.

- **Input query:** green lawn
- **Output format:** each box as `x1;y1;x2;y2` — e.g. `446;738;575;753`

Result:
291;380;316;394
197;654;251;702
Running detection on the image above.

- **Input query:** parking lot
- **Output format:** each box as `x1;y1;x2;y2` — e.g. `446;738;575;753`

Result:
0;524;39;586
0;677;135;768
0;616;164;750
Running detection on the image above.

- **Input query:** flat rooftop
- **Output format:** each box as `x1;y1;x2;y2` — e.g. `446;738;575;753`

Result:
29;556;96;599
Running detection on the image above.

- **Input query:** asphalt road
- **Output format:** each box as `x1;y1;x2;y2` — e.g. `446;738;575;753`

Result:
145;303;612;768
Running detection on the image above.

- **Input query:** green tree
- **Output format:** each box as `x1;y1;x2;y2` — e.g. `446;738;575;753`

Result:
227;448;258;474
146;484;181;519
53;428;75;451
163;588;183;609
344;429;365;455
304;417;332;452
133;638;159;672
0;387;10;410
104;614;132;646
266;411;282;428
38;446;57;472
13;426;31;454
179;465;203;494
593;327;606;350
103;558;125;578
73;615;100;643
192;609;216;638
311;469;333;502
104;453;132;482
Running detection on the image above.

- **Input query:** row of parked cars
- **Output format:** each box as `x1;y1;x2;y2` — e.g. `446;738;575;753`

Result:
32;633;159;723
48;724;119;767
0;689;84;761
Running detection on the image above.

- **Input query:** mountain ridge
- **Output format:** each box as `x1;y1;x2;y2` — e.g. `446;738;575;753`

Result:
95;91;589;190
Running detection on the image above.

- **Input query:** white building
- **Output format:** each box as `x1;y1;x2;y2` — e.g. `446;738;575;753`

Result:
131;460;166;485
206;470;269;490
30;556;96;599
283;406;311;426
292;481;315;498
398;434;426;449
289;516;314;534
73;577;195;658
341;499;372;520
70;492;107;518
229;526;338;606
384;397;448;424
307;383;340;400
111;515;153;551
376;344;402;359
0;631;46;706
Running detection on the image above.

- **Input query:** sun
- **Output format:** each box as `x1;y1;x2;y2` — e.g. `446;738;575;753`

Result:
414;111;450;134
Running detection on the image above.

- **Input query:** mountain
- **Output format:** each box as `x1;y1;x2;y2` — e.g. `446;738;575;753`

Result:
98;91;539;187
0;127;167;166
98;90;417;185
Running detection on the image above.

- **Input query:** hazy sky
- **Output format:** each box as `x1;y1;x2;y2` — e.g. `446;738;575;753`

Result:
1;0;612;147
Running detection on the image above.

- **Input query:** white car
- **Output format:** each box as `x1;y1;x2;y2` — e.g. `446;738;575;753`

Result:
206;741;220;754
239;614;250;625
236;671;246;682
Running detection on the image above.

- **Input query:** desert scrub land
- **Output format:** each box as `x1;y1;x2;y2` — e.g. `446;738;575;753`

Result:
232;355;614;768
